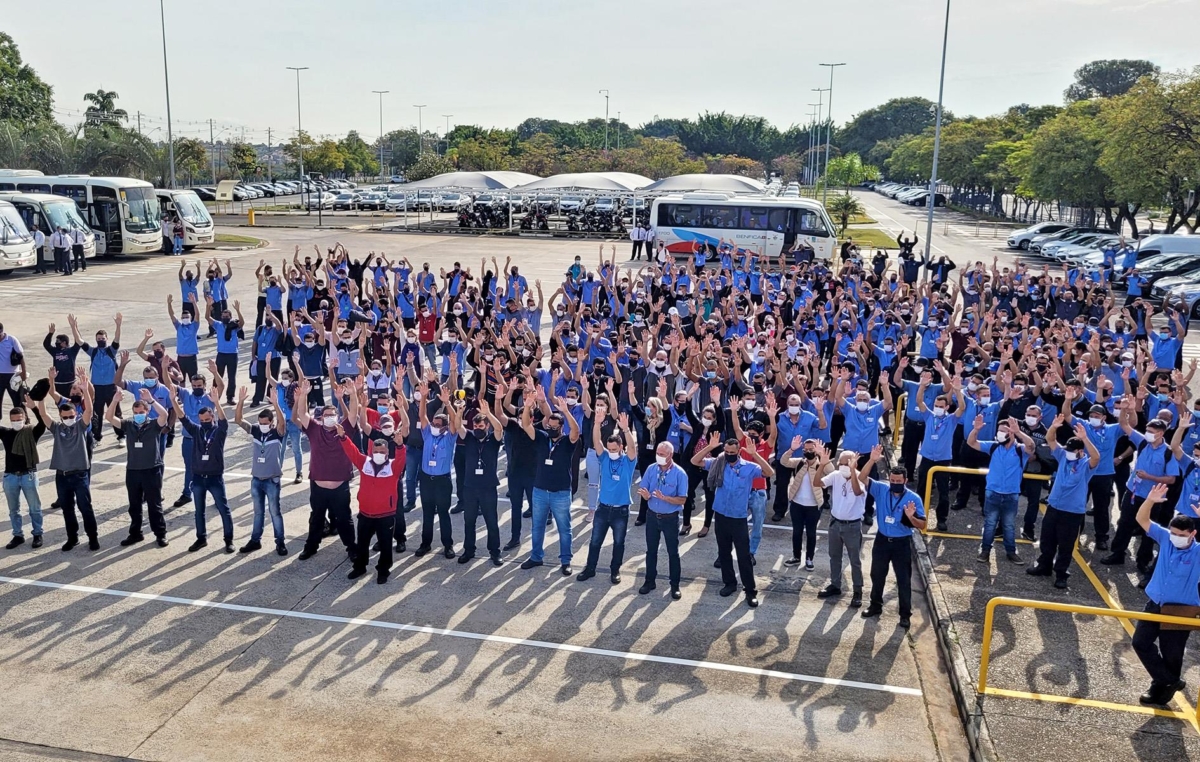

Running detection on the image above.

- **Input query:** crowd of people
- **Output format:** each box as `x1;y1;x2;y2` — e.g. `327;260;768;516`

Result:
0;230;1197;706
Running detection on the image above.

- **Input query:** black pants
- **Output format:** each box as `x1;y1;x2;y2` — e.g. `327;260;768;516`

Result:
126;466;166;539
508;466;535;543
56;471;97;541
790;502;820;560
419;472;454;550
900;418;924;478
54;247;70;273
857;452;878;522
255;295;268;328
1034;505;1084;580
868;535;913;617
305;376;326;408
1132;601;1192;687
917;458;952;523
178;355;198;380
1021;475;1045;534
216;352;238;402
72;244;85;270
304;481;355;554
392;475;408;545
715;512;756;595
35;245;48;274
1086;474;1115;543
953;447;987;512
772;463;795;519
461;485;500;559
251;357;281;404
352;514;395;575
683;463;705;526
631;240;643;260
92;384;119;441
645;510;681;588
453;444;467;510
1110;492;1172;568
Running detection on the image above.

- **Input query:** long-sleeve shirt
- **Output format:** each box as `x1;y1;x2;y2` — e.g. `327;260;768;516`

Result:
0;415;46;473
340;437;402;518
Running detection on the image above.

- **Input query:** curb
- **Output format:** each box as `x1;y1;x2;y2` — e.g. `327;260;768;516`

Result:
912;531;999;762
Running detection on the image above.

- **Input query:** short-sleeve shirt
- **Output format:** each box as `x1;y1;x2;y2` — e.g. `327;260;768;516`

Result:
533;430;575;493
639;463;688;514
841;401;883;454
1144;522;1200;607
1126;431;1178;499
867;480;925;538
420;425;456;476
1047;449;1096;513
596;454;637;506
979;440;1027;494
919;410;958;461
709;457;763;518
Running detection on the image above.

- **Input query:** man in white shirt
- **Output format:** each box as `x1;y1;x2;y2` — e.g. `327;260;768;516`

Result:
49;227;72;276
70;227;87;272
32;226;47;275
818;448;867;607
629;223;645;261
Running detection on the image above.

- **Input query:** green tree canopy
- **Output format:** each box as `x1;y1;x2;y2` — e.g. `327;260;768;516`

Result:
405;151;453;182
83;88;127;126
1065;59;1160;102
836;97;948;160
0;32;52;128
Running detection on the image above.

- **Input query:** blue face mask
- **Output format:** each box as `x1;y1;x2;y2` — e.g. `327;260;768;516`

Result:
377;404;389;415
132;413;147;425
144;378;157;388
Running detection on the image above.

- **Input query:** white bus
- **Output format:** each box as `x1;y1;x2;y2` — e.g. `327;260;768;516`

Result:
0;192;96;261
0;171;161;255
0;199;36;275
650;193;837;261
156;189;214;249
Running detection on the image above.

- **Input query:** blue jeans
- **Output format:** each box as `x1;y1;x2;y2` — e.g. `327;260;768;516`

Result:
748;488;767;554
531;488;572;564
284;423;304;475
250;476;284;544
404;444;420;508
584;502;629;574
173;234;184;254
179;435;195;498
192;473;233;541
3;472;43;537
982;490;1020;553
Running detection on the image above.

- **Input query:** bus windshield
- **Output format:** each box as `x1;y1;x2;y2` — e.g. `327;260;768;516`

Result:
121;186;160;233
0;206;32;244
172;192;212;226
43;200;90;234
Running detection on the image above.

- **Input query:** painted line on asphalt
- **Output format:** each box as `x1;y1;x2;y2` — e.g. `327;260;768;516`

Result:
0;574;923;697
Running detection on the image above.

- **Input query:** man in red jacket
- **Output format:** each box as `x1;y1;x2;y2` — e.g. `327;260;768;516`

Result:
339;425;406;584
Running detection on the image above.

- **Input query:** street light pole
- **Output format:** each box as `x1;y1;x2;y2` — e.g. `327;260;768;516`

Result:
616;111;621;150
599;89;610;152
413;105;427;154
372;90;388;180
923;0;951;270
806;106;820;185
819;62;846;205
441;115;453;156
286;66;308;205
159;0;176;189
811;88;827;191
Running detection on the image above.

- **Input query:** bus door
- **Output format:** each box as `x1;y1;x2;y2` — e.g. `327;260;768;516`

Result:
91;187;122;255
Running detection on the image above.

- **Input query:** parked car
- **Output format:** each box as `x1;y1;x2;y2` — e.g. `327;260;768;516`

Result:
357;192;388;211
191;187;216;201
591;196;618;214
1006;221;1071;250
437;193;469;212
559;195;587;213
534;194;558;213
1029;227;1105;254
332;192;361;211
389;174;407;184
305;192;336;210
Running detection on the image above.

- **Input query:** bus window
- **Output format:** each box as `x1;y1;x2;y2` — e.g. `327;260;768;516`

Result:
91;185;120;235
795;209;829;237
664;204;701;227
703;205;738;229
52;184;88;204
768;209;789;233
16;182;51;193
740;207;770;230
0;183;13;191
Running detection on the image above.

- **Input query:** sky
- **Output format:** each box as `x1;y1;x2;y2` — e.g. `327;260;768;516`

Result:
6;0;1199;145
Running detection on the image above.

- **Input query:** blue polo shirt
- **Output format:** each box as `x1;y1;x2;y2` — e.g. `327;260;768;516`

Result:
1082;421;1121;477
174;319;200;356
867;480;925;538
776;410;818;459
122;380;173;421
803;399;834;443
979;440;1027;494
902;380;942;422
841;401;884;454
640;463;688;514
965;399;1001;441
1047;449;1096;513
1126;430;1178;499
213;320;243;355
1144;522;1200;607
176;386;211;440
1174;457;1200;519
597;454;637;506
82;344;118;385
419;425;456;476
919;410;959;461
706;457;763;518
1149;332;1182;370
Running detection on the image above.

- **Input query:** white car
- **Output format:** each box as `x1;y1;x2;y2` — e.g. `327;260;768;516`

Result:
559;195;587;213
1006;221;1071;250
437;193;468;212
305;192;336;210
384;192;409;212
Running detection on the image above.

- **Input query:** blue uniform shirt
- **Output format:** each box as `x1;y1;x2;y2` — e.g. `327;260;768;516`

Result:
176;387;210;439
1082;421;1121;477
1144;522;1200;607
979;440;1027;494
175;319;200;356
1174;457;1200;519
775;410;818;459
841;401;884;453
640;463;688;514
706;457;763;518
919;410;959;461
1126;430;1179;499
1149;332;1182;370
83;344;118;385
1047;449;1096;513
902;380;942;422
867;480;925;538
213;320;243;355
597;454;637;506
420;425;456;476
123;380;172;421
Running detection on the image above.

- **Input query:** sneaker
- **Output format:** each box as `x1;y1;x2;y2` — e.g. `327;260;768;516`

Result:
294;473;303;485
188;538;208;553
718;584;737;597
561;564;572;576
240;540;262;553
577;568;596;582
276;544;288;556
804;558;814;571
173;494;192;508
224;542;235;554
1099;553;1125;566
31;535;42;549
784;557;802;567
817;585;842;599
1020;529;1036;542
5;536;24;550
1006;551;1022;563
120;534;144;547
977;549;990;563
519;559;543;570
347;567;368;581
450;505;464;515
638;582;656;595
1053;578;1069;590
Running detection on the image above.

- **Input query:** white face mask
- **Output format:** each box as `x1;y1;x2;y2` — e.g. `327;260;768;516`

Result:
322;415;338;428
655;454;668;467
1170;533;1193;550
608;450;622;461
787;405;801;416
838;465;852;479
995;431;1009;443
967;381;979;392
10;420;24;431
412;392;422;401
259;423;273;434
1144;432;1159;444
1065;451;1080;462
978;396;991;406
181;317;192;325
1024;416;1040;428
280;378;292;387
742;400;756;410
429;426;443;437
372;452;388;465
380;426;395;437
932;408;947;418
702;417;713;427
856;401;869;412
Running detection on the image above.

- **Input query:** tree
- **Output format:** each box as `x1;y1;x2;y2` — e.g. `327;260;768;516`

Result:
770;153;806;182
0;32;53;128
885;134;934;182
226;141;259;178
1023;103;1126;230
454;130;516;171
405;151;453;182
614;137;705;179
172;137;208;182
836;97;949;160
1065;59;1160;102
376;128;420;173
826;194;864;234
338;130;378;177
677;112;781;163
824;153;878;189
703;154;764;177
83;88;127;125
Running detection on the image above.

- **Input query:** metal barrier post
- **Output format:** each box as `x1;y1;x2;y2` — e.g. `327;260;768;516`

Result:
920;466;1050;537
892;393;906;448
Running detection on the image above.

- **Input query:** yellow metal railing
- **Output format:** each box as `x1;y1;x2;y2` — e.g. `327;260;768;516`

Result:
892;393;906;448
919;465;1050;541
978;596;1200;725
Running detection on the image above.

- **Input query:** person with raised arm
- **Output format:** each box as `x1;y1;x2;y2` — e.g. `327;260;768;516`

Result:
105;388;168;548
234;384;288;555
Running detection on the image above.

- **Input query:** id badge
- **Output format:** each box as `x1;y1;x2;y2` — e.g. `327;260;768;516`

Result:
201;454;210;461
612;475;621;481
884;516;896;524
475;468;484;476
428;460;437;468
545;458;554;466
133;442;144;449
257;457;266;464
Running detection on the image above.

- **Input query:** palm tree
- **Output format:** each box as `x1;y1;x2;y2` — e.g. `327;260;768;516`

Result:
826;193;865;234
84;88;127;126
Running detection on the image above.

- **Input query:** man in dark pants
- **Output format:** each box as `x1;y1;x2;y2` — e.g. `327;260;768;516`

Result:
503;382;538;550
893;360;939;483
1128;483;1200;706
339;430;403;584
858;447;927;628
70;226;87;271
50;226;71;275
292;383;356;560
914;385;964;532
638;441;688;598
106;391;168;547
457;400;504;566
1018;406;1051;540
70;313;122;443
1102;415;1178;572
1027;418;1100;589
579;413;638;584
1070;401;1122;550
692;437;775;608
32;226;47;274
415;384;458;558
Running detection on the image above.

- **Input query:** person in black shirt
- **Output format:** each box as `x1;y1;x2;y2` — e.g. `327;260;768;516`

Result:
43;325;81;399
457;393;505;566
105;389;169;548
502;377;541;549
170;386;235;553
1;400;46;549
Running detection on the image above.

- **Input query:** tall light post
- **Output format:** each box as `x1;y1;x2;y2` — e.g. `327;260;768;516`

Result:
923;0;951;271
811;88;828;190
372;90;388;180
441;115;453;155
159;0;176;189
616;111;621;150
599;89;610;151
806;106;820;185
819;62;846;204
286;66;308;201
413;105;426;154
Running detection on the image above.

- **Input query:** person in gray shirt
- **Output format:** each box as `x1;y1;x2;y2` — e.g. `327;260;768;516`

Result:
34;376;98;552
104;388;168;548
235;385;288;555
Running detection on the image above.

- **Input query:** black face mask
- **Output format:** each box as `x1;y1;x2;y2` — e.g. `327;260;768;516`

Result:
803;451;816;460
725;452;739;464
473;428;487;440
546;427;562;440
889;482;905;495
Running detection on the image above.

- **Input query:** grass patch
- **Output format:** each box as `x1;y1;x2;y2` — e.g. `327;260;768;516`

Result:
214;233;265;246
847;213;876;226
837;227;897;250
